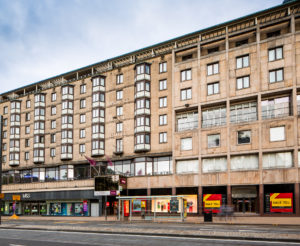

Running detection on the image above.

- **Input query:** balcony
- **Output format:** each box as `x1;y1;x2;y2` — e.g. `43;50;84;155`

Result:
9;147;20;152
62;94;74;101
34;129;45;135
92;133;105;139
33;157;44;163
9;160;19;166
92;149;104;156
135;108;150;116
134;144;150;152
134;126;151;134
92;117;105;124
33;143;45;148
135;91;150;99
135;74;151;82
10;108;21;114
10;134;20;139
34;102;45;108
61;139;73;144
61;153;73;160
62;109;74;115
261;105;290;120
92;102;105;108
61;123;73;129
34;115;45;121
92;85;105;93
10;121;20;127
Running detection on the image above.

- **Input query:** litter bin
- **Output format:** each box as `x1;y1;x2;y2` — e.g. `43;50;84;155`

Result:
204;211;213;222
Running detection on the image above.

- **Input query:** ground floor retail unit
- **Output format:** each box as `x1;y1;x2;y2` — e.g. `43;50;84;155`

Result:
1;183;299;216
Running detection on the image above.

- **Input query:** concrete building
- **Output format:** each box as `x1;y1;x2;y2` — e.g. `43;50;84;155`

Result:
1;0;300;217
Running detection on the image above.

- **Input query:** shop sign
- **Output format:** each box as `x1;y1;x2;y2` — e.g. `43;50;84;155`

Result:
0;193;4;199
270;193;293;213
170;199;179;212
22;193;30;199
203;194;222;213
12;195;21;201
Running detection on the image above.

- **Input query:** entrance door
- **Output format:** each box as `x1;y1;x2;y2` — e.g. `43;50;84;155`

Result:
91;203;99;217
233;198;256;213
31;203;39;215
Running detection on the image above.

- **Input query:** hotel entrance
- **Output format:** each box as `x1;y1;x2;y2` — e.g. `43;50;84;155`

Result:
232;186;258;214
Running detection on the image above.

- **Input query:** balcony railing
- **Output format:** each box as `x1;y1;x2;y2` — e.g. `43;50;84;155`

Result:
261;105;290;120
202;117;226;128
230;111;257;124
176;120;198;132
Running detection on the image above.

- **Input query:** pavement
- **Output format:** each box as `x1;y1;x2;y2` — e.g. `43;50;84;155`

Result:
1;215;300;242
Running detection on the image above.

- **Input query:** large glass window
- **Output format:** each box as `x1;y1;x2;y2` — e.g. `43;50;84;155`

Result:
262;152;292;169
230;102;257;123
45;167;58;181
176;159;198;174
231;155;258;171
154;157;172;175
261;96;290;119
176;111;198;131
74;165;90;180
202;157;227;173
202;107;226;128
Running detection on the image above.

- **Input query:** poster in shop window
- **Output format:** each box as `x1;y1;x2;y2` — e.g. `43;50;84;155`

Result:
203;194;222;213
270;193;293;213
132;200;141;212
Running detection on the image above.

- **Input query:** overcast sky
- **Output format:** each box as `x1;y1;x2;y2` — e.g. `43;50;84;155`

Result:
0;0;283;94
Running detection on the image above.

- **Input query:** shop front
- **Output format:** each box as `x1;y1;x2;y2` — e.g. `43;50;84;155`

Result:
202;186;227;214
232;186;258;213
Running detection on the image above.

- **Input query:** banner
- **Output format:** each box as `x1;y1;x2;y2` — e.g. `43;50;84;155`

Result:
203;194;222;213
270;193;293;213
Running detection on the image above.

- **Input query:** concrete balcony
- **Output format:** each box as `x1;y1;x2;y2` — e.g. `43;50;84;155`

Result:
92;102;105;108
9;147;20;152
92;149;104;156
92;117;105;123
10;108;21;114
135;108;150;116
34;102;45;108
135;91;151;99
33;143;45;148
10;134;20;139
33;157;44;163
61;123;73;129
134;126;151;134
62;94;74;100
134;144;150;152
92;85;105;93
62;109;73;115
34;129;45;135
61;153;73;160
61;139;73;144
135;74;151;82
9;160;19;166
10;121;20;127
92;133;105;139
34;115;45;121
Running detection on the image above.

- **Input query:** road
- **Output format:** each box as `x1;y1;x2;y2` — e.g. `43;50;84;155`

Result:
0;228;300;246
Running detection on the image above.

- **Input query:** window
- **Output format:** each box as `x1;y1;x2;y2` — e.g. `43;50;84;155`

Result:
159;79;167;91
51;120;56;129
159;62;167;73
202;157;227;173
136;81;150;92
235;39;248;47
207;82;219;95
92;76;105;87
116;90;123;100
261;96;290;119
51;106;56;115
181;88;192;100
35;94;45;103
80;129;86;138
269;68;283;83
10;127;20;135
231;155;258;171
136;98;150;109
181;138;192;151
25;126;30;134
92;124;104;134
61;130;72;139
79;144;86;153
2;155;6;163
25;152;29;160
50;134;56;143
207;62;219;75
269;47;283;61
270;126;285;142
117;106;123;116
92;92;105;102
25;139;30;147
236;55;249;69
136;116;150;127
202;107;226;128
26;100;31;108
267;30;280;38
80;114;86;123
62;115;73;124
25;112;30;121
34;121;45;130
237;130;251;144
136;64;150;75
262;152;292;169
176;159;198;174
159;115;167;126
51;93;56;102
62;86;74;95
236;76;250;89
92;108;105;119
3;143;6;151
116;122;123;133
208;134;220;148
180;69;192;82
159;97;167;108
50;148;56;157
207;47;219;54
3;131;7;139
159;132;167;143
62;100;73;110
176;111;198;131
80;99;86;109
116;74;123;84
92;140;104;150
136;134;150;144
10;114;20;122
116;139;123;152
3;106;8;114
3;118;7;126
80;84;86;94
61;145;73;154
230;102;257;123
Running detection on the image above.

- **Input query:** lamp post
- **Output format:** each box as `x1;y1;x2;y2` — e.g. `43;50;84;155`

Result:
0;115;3;225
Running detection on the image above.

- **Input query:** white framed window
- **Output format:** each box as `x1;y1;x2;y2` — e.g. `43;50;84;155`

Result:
80;99;86;109
117;74;123;84
159;79;167;91
80;84;86;94
3;106;8;114
180;69;192;82
202;157;227;173
80;129;86;138
207;134;220;148
117;106;123;116
116;122;123;133
50;134;56;143
159;97;167;108
3;131;7;139
159;132;167;143
159;115;167;125
50;148;56;157
79;144;86;153
116;139;123;152
269;68;283;83
237;130;251;144
236;76;250;90
62;86;74;95
80;114;86;123
270;126;285;142
176;159;198;174
207;82;219;95
26;100;31;108
25;112;30;121
51;120;56;129
25;126;30;134
181;138;192;151
262;152;292;169
25;152;29;160
136;116;150;127
236;55;249;69
159;62;167;73
51;93;57;102
207;62;219;76
116;90;123;100
3;118;7;126
92;76;105;87
269;46;283;61
51;106;56;115
181;88;192;100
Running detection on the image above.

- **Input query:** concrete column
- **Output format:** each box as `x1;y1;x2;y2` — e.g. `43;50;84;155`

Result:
259;184;264;216
227;185;232;206
147;188;151;196
198;186;203;215
172;187;176;195
295;183;300;216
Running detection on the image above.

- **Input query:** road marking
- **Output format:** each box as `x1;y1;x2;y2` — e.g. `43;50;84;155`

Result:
53;221;87;224
9;244;25;246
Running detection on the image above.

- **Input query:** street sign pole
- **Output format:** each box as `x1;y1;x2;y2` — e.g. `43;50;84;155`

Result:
0;115;3;225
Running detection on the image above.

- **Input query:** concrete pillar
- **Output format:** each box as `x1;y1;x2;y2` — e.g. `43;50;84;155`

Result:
295;183;300;216
259;184;264;216
198;186;202;215
147;188;151;196
227;185;232;206
172;187;176;195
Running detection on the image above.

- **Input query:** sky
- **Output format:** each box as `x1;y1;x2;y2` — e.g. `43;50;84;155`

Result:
0;0;283;94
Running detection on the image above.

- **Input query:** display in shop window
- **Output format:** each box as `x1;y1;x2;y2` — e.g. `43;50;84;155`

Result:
203;194;222;213
270;193;293;213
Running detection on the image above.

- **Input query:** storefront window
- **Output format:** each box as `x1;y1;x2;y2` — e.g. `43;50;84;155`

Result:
45;167;58;181
59;165;68;180
32;168;39;182
154;157;172;175
123;160;132;176
74;165;90;180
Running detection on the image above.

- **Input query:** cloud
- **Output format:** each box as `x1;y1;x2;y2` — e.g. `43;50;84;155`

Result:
0;0;282;93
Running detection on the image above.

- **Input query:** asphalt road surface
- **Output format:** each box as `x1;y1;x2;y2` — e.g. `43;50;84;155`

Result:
0;229;300;246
